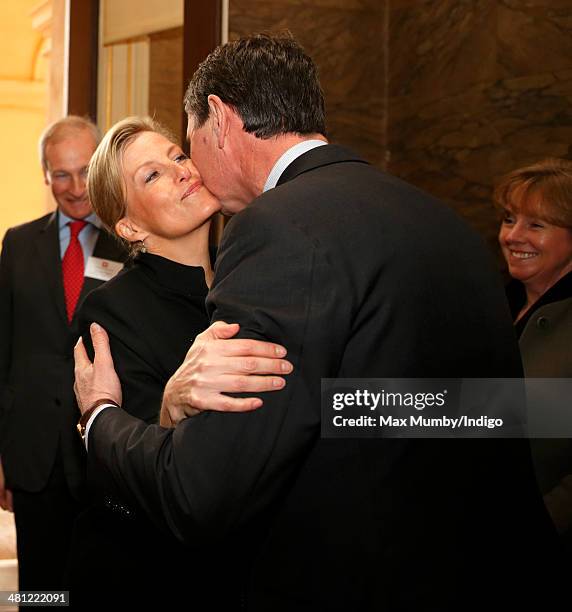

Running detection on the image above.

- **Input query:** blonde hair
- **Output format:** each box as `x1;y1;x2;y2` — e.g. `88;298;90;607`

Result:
39;115;100;172
493;158;572;228
87;116;176;252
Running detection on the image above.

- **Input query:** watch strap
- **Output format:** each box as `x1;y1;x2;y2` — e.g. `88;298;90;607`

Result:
77;398;120;439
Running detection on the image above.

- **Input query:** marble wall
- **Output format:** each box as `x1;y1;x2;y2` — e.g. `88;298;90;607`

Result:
229;0;387;167
229;0;572;248
388;0;572;245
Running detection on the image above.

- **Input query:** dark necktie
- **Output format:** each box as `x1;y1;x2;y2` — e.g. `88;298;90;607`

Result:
62;220;88;323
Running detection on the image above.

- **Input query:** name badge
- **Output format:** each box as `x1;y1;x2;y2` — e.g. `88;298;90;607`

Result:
85;256;124;281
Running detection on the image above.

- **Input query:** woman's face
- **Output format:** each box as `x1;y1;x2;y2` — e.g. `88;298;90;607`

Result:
120;130;221;241
499;206;572;294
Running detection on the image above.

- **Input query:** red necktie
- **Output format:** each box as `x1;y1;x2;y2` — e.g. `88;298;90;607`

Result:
62;220;88;323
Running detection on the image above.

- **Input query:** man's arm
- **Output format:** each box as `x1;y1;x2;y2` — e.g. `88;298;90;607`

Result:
75;320;292;422
78;206;342;543
160;320;292;425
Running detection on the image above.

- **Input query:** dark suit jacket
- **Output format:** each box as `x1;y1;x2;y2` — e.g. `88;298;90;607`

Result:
0;211;126;495
86;146;559;610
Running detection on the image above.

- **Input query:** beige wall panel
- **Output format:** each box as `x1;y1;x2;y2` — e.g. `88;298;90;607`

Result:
48;0;67;123
98;41;150;132
148;27;184;144
103;0;183;44
0;0;49;239
0;0;44;80
0;108;47;239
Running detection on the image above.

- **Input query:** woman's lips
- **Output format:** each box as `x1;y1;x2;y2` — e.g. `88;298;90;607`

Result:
181;181;202;200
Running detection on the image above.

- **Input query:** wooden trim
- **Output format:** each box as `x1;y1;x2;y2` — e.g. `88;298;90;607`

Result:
105;46;113;130
183;0;224;245
126;42;133;115
68;0;99;120
181;0;222;146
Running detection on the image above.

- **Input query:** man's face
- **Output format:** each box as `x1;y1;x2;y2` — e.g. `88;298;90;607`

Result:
186;112;250;215
44;129;97;220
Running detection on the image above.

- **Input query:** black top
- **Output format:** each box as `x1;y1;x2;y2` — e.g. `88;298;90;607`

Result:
79;252;210;423
506;270;572;337
69;252;213;605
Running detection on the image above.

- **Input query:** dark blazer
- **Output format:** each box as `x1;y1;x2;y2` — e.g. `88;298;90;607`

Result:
66;253;211;607
0;211;126;495
87;146;559;610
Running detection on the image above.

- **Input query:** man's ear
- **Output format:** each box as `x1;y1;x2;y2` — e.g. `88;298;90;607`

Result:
43;169;50;186
207;95;232;149
115;217;149;244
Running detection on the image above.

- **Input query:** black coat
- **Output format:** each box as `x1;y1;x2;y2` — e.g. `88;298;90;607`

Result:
86;145;559;610
507;273;572;553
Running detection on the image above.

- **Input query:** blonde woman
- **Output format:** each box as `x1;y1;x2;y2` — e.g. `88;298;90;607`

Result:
67;116;288;607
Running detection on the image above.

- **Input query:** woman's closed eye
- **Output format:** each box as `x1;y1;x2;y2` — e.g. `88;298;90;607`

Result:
174;153;188;163
144;170;159;184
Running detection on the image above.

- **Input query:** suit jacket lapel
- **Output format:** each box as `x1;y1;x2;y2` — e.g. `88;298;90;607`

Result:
75;227;127;312
276;144;369;187
35;211;68;326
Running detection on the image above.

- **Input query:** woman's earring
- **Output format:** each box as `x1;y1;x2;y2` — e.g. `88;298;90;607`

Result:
140;240;147;253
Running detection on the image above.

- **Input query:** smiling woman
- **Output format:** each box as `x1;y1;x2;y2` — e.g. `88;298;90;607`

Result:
495;158;572;325
494;157;572;555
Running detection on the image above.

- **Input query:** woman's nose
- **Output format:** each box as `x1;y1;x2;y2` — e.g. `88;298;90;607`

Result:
504;223;525;243
175;162;192;181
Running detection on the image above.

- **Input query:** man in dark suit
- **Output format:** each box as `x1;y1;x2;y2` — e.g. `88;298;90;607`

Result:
75;35;559;609
0;116;126;590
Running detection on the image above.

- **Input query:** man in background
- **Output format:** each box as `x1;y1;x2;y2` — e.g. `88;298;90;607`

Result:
0;116;126;590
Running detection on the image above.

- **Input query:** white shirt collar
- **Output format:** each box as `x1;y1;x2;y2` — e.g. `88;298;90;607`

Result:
263;140;328;192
